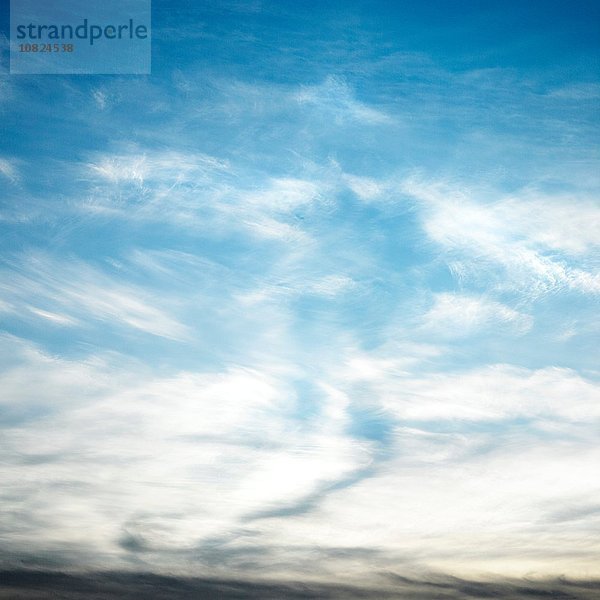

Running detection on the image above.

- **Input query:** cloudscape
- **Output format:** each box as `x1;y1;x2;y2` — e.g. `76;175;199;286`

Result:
1;1;599;598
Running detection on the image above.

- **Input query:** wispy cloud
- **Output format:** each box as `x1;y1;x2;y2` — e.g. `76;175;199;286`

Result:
0;158;19;184
0;335;375;572
375;364;600;422
342;173;387;201
3;328;598;578
87;150;229;185
420;292;533;337
404;177;600;296
0;254;189;340
295;76;393;124
80;149;326;246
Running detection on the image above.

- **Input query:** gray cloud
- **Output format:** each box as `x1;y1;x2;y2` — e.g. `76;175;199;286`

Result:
1;570;599;599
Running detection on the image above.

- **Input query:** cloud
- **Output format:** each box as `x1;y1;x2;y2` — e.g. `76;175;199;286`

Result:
367;363;600;423
87;150;229;186
92;89;108;110
0;253;189;340
420;292;533;337
403;177;600;296
295;76;393;124
0;336;374;573
1;570;599;599
25;307;80;326
305;274;357;297
3;334;590;578
0;158;19;184
236;273;356;307
547;83;600;100
81;149;327;246
245;178;322;212
343;174;386;201
257;425;600;578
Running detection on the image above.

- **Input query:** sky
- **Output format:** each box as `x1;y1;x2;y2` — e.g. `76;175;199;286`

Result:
0;0;600;596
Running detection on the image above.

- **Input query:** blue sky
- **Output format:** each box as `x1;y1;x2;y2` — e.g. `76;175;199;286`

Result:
1;0;599;588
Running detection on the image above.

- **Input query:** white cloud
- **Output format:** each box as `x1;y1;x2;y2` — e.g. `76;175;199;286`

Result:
227;353;600;578
495;195;600;256
260;437;600;578
0;158;19;183
403;177;600;296
92;89;108;110
237;273;356;307
246;178;322;212
421;292;533;337
0;334;126;414
90;154;147;185
81;150;329;247
27;307;80;326
306;274;356;297
0;299;14;314
241;214;309;242
0;253;189;339
87;149;229;186
343;174;386;200
330;344;600;426
374;364;600;423
547;83;600;100
335;344;443;383
295;76;392;124
1;332;599;579
0;336;374;570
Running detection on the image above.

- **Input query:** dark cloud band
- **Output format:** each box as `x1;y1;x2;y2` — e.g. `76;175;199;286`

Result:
1;570;599;600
